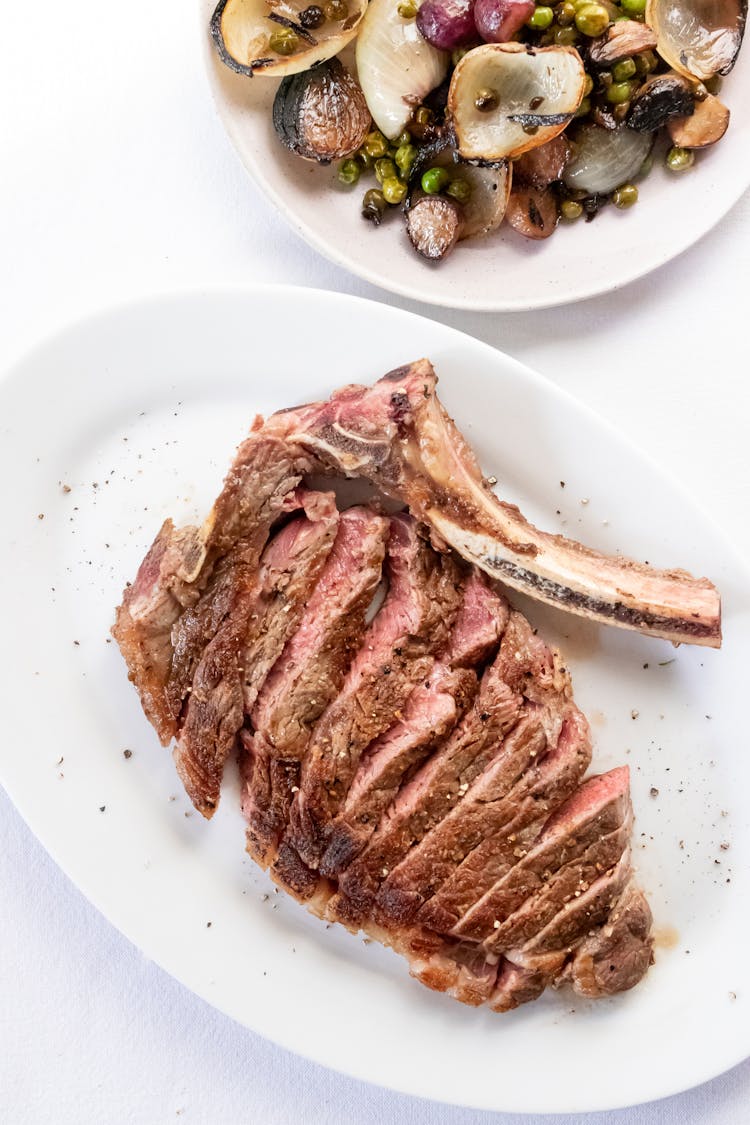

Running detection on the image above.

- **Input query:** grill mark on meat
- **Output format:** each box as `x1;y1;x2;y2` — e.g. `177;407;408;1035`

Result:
422;705;592;935
285;514;465;871
173;489;338;817
263;360;721;647
242;507;389;864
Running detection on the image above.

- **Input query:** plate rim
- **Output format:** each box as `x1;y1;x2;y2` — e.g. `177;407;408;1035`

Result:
2;283;750;1114
198;4;750;313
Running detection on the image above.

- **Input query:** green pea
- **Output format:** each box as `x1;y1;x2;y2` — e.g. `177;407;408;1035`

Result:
583;73;594;95
338;158;361;186
620;0;646;12
362;188;386;224
554;25;579;43
269;26;300;54
612;183;638;208
634;49;658;74
574;96;592;117
561;199;584;221
398;0;418;16
612;57;637;81
446;178;472;203
395;143;418;178
362;130;389;158
374;158;398;184
396;130;412;147
606;80;633;104
414;107;434;127
526;5;554;28
382;176;407;204
421;167;451;194
575;3;610;36
666;146;695;173
556;1;577;25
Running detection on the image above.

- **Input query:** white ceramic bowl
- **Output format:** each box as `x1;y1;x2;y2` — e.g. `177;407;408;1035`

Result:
201;1;750;310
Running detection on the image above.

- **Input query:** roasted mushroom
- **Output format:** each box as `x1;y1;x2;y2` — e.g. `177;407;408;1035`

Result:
564;124;653;194
273;59;371;162
356;0;449;139
505;185;558;239
628;72;695;132
448;44;586;162
646;0;747;81
588;21;658;66
668;92;731;146
405;195;463;259
211;0;367;78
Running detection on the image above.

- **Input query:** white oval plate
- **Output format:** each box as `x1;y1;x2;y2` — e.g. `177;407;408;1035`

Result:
1;287;749;1114
200;3;750;311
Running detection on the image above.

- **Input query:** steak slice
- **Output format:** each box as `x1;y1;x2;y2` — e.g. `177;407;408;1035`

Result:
241;489;340;714
418;705;592;935
242;506;389;865
457;764;629;946
319;664;477;878
319;574;507;878
263;360;721;647
286;514;465;870
174;489;339;816
566;882;654;999
330;650;526;923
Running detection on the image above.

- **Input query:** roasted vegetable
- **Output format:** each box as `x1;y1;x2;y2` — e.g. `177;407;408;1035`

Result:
211;0;366;78
405;194;464;258
563;124;653;194
273;59;371;162
627;72;695;131
646;0;747;81
505;184;558;238
667;92;731;147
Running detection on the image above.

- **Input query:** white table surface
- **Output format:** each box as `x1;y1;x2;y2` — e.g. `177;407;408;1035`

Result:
2;3;749;1122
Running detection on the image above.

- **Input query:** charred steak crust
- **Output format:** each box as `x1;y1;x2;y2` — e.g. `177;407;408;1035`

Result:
113;364;664;1014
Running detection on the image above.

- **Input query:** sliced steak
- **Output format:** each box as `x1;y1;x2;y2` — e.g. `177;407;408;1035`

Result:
330;651;526;922
319;664;476;878
263;360;721;647
319;574;506;878
566;881;654;999
456;763;628;946
174;489;339;816
286;514;465;870
489;959;547;1013
241;489;339;713
421;705;591;935
242;506;389;865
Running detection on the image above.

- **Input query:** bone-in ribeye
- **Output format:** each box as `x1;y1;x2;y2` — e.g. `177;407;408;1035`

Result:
113;360;721;1012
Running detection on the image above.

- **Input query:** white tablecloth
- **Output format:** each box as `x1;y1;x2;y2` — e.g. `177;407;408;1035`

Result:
2;3;749;1121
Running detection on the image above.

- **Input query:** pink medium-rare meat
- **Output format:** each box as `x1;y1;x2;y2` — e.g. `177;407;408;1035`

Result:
242;506;390;865
418;706;592;935
319;574;508;878
285;514;465;870
455;764;628;946
113;427;312;748
319;664;477;877
174;489;339;816
330;650;527;925
263;360;721;647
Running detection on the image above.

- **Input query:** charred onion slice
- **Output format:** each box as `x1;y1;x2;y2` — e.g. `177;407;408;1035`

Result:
356;0;448;139
563;124;653;195
448;44;586;162
211;0;366;79
668;91;731;146
409;140;513;239
273;59;371;162
646;0;747;81
627;72;695;132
